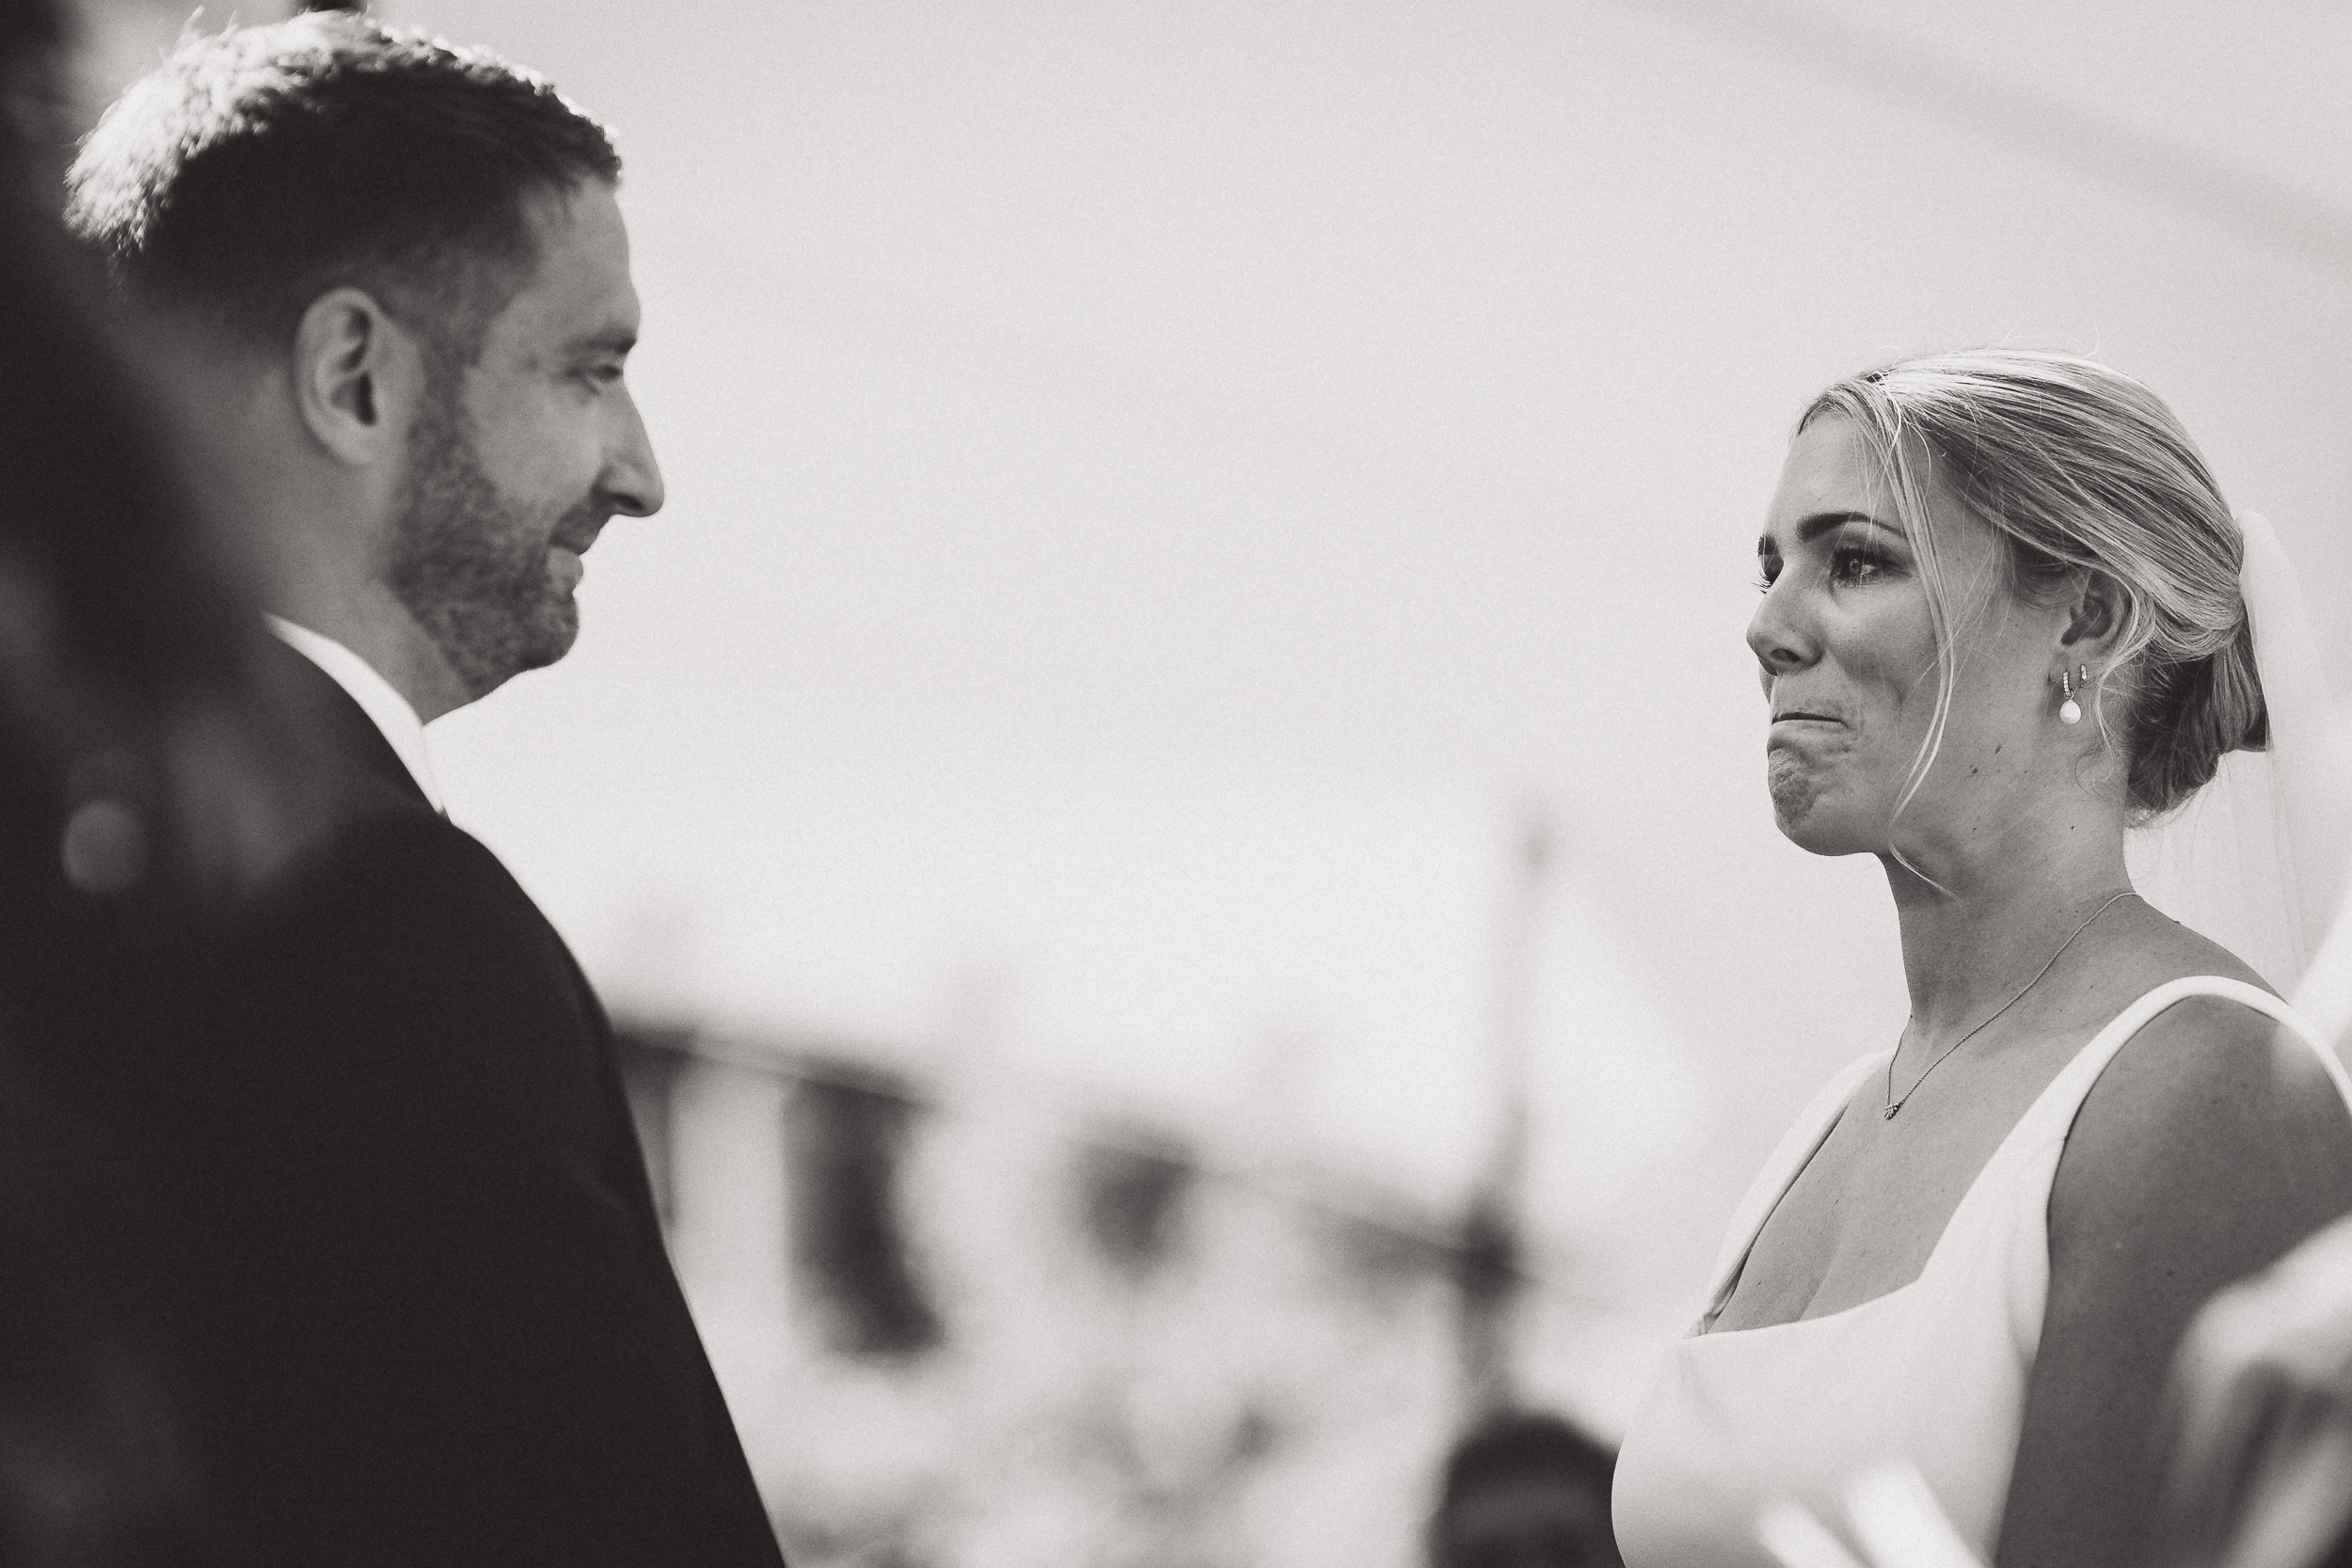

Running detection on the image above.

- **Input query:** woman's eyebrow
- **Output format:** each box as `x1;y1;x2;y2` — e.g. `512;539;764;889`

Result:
1757;509;1903;559
1759;510;1882;557
1793;509;1893;543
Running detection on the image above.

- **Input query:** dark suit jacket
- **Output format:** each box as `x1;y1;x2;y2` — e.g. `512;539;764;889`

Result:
172;638;785;1567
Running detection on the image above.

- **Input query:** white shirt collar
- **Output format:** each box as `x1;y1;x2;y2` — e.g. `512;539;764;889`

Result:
265;615;447;814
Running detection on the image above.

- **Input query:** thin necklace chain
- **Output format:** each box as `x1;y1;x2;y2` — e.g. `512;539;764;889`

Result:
1882;889;2138;1120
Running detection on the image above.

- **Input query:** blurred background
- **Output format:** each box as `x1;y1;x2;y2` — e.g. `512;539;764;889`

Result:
56;1;2352;1563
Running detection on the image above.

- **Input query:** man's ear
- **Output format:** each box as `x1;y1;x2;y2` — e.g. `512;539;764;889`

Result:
2058;569;2128;656
291;287;420;467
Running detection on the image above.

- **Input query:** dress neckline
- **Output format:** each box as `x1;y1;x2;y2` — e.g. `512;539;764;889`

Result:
1695;975;2338;1338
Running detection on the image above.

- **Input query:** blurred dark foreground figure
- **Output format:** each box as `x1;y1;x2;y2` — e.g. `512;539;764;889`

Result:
1431;1410;1625;1568
60;11;784;1566
0;1;298;1560
2156;1212;2352;1568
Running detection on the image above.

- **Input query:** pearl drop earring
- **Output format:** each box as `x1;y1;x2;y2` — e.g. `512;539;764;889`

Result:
2058;666;2084;725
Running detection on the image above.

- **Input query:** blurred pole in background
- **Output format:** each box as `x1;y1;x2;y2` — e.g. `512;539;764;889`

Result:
1458;807;1556;1414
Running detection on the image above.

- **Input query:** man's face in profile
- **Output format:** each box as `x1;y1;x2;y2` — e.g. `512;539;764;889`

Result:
388;179;662;699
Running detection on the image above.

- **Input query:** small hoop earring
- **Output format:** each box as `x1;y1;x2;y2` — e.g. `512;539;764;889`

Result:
2058;667;2083;725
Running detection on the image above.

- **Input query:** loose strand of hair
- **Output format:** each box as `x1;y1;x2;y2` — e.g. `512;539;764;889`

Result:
1866;394;1962;900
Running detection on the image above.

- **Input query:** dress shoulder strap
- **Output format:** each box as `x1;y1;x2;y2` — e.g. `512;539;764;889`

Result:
1697;1048;1892;1329
2021;975;2352;1151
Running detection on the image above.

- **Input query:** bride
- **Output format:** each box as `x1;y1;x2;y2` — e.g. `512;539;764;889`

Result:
1612;349;2352;1568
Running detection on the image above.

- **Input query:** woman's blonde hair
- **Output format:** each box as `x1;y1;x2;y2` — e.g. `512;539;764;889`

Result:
1800;348;2265;824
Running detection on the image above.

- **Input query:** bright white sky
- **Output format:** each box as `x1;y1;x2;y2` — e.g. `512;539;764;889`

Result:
94;0;2352;1336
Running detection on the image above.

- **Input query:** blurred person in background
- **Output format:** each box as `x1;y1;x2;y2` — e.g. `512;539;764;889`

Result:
2154;878;2352;1568
1612;350;2352;1568
2155;1212;2352;1568
1430;1410;1623;1568
64;13;784;1565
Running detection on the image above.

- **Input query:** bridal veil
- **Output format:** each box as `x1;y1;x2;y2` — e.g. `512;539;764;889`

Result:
2125;511;2352;1033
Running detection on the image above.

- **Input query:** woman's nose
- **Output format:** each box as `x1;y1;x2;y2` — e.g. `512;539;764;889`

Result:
1746;580;1818;678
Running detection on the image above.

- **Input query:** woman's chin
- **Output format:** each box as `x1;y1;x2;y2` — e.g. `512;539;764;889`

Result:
1769;784;1877;857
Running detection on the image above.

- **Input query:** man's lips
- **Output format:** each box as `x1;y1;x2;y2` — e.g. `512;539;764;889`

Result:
1771;710;1844;724
552;508;612;557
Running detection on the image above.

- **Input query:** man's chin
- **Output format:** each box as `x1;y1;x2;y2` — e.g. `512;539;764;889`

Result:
421;597;581;699
514;600;581;673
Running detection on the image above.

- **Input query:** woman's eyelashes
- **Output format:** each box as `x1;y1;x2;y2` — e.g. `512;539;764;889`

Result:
1828;540;1896;586
1752;539;1899;594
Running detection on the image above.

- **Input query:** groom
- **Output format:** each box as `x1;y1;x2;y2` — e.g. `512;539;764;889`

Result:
67;16;785;1566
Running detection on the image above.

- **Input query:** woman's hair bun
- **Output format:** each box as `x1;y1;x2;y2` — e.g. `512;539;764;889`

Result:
2123;616;2268;816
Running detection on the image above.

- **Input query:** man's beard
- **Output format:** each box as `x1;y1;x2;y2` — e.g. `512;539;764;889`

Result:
387;395;590;700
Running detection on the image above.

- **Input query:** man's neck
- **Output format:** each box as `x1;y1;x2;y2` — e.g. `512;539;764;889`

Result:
263;583;473;722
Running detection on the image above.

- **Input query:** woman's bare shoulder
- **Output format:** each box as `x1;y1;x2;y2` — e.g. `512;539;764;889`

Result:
2078;997;2342;1161
2074;901;2337;1164
2055;917;2352;1291
2004;917;2352;1568
2091;899;2272;997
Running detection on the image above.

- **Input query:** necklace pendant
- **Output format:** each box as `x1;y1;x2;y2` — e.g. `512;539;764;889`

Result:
1883;1103;1901;1119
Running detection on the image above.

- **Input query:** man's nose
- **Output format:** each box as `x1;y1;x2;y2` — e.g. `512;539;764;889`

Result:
601;388;665;518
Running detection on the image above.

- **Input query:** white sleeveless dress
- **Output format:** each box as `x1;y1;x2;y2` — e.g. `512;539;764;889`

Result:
1612;976;2352;1568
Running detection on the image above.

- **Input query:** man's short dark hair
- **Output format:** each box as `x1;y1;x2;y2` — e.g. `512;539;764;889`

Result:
65;11;620;369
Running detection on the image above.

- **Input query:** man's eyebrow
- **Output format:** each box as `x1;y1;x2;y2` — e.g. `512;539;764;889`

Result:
1757;509;1900;555
566;330;638;356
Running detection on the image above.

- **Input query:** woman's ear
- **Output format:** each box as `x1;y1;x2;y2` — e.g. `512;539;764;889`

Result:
2059;570;2127;656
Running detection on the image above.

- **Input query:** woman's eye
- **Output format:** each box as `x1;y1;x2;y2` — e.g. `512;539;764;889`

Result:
1754;559;1780;593
1830;545;1888;585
